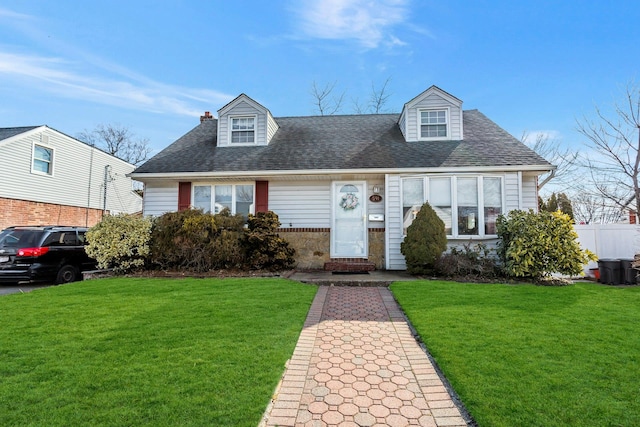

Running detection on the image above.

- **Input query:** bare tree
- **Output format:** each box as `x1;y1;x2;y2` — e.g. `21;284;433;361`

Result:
78;124;152;167
310;81;345;115
521;131;578;192
368;77;392;114
576;81;640;212
572;189;624;224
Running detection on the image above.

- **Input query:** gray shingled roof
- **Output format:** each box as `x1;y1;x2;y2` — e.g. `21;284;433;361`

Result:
0;126;39;142
133;110;551;174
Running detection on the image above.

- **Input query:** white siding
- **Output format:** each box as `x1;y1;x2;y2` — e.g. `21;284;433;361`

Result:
504;172;521;212
218;100;268;147
404;93;463;141
521;174;538;210
0;127;141;213
266;111;279;142
143;181;178;216
269;181;331;228
385;175;405;270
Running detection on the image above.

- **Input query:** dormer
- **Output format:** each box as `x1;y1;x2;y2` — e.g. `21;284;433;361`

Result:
398;86;463;142
216;94;279;147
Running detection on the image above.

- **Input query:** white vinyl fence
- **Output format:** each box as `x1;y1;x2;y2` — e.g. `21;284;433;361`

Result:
574;224;640;275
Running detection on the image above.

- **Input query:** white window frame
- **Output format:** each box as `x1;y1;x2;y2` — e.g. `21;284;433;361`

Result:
418;108;450;140
192;183;255;217
31;142;54;176
228;115;257;145
401;175;504;238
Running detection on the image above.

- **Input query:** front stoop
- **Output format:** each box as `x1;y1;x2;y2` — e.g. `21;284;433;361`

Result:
323;259;376;273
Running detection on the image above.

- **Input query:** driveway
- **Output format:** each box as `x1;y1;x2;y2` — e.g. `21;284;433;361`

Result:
0;283;53;295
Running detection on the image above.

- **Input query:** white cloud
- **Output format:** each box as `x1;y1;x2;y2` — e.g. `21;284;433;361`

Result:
521;130;562;145
0;51;233;117
291;0;409;48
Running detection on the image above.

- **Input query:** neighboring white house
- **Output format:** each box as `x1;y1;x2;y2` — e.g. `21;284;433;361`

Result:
0;125;142;230
131;86;554;270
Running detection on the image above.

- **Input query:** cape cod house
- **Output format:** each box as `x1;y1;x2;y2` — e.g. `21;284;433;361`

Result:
0;126;142;231
131;86;554;270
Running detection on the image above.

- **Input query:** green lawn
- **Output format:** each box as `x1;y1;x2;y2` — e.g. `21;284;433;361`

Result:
0;277;316;427
391;281;640;427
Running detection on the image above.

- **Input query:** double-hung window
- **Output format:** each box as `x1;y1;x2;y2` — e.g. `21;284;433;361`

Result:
32;144;53;175
230;116;255;144
193;184;254;218
419;109;448;139
402;176;502;237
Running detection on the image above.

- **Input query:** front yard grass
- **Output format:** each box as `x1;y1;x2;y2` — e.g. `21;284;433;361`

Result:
391;281;640;427
0;277;316;427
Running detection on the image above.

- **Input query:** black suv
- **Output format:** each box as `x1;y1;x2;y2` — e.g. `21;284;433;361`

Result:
0;226;97;285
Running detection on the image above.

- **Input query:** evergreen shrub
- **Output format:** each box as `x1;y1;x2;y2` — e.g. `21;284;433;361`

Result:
496;209;596;280
400;202;448;275
242;211;295;271
85;214;153;273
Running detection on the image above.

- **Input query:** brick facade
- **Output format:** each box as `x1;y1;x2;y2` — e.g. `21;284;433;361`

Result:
0;197;104;230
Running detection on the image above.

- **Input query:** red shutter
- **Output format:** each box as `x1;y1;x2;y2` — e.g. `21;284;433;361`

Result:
178;182;191;211
255;181;269;213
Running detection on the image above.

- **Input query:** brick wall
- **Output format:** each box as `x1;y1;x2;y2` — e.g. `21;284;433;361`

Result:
0;197;104;230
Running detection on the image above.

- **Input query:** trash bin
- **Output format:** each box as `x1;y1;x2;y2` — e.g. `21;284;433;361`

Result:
598;259;622;285
619;259;638;285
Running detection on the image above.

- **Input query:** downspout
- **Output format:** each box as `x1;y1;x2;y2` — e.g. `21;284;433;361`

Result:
86;147;94;226
537;169;556;190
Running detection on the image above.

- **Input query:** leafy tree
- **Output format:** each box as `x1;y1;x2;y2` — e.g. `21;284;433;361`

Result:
556;193;574;220
540;192;575;221
78;124;152;166
547;193;559;212
400;202;448;275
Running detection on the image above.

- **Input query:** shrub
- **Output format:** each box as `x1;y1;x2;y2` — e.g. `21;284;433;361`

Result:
150;209;246;272
401;202;448;275
242;211;295;271
496;209;596;279
435;243;500;279
85;214;153;273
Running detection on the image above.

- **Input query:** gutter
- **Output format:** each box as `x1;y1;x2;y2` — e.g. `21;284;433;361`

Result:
129;164;555;180
537;168;557;190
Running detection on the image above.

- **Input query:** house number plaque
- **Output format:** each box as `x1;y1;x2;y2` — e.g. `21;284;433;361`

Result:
369;194;382;203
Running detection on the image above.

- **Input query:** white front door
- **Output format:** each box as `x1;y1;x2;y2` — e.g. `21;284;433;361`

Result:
331;181;367;258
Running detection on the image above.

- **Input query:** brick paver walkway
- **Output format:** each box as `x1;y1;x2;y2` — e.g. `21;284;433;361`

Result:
262;286;468;426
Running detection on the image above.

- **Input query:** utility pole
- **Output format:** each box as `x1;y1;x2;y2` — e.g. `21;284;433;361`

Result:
103;165;111;215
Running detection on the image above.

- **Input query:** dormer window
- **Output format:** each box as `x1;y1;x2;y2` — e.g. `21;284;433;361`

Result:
230;116;255;144
419;109;448;139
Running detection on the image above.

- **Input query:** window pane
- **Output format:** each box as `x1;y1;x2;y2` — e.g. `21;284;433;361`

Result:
402;178;424;234
429;177;452;234
33;160;50;173
484;178;502;234
457;178;478;206
457;178;478;235
215;185;232;213
235;185;254;218
194;186;211;213
35;145;52;161
33;145;52;174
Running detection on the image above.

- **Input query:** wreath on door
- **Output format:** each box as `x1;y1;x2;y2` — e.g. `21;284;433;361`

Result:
339;193;359;210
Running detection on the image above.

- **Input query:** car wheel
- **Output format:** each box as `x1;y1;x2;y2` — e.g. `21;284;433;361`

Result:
56;265;79;284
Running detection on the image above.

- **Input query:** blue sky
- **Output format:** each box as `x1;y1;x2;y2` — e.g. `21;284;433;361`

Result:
1;0;639;159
